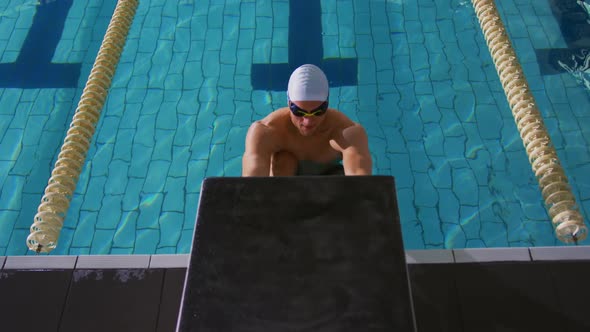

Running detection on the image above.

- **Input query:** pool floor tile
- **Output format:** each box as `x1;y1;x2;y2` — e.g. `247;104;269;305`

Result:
1;0;590;256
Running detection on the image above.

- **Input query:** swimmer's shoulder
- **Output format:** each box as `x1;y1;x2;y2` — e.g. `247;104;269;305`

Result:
327;108;358;130
255;107;291;130
247;108;290;139
260;107;289;123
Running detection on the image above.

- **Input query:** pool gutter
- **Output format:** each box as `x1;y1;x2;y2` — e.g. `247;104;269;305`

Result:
2;247;590;270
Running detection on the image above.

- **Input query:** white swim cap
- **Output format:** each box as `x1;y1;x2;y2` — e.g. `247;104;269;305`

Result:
287;64;329;102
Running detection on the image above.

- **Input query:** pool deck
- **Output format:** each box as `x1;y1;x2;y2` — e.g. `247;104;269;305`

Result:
2;247;590;331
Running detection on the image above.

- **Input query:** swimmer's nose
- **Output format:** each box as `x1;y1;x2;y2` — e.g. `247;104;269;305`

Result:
301;117;314;125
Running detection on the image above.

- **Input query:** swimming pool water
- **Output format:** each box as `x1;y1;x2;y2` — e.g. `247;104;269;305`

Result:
0;0;589;255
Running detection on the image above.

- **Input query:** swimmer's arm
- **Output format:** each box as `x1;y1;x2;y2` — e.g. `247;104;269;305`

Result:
332;124;372;176
242;122;274;176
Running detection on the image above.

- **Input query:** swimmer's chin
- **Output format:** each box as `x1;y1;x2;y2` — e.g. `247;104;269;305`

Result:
298;127;317;136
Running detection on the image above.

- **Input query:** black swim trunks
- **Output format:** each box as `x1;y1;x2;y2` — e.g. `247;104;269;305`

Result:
296;160;344;176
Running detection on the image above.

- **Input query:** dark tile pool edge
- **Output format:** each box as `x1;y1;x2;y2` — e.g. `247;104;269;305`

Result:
1;247;589;270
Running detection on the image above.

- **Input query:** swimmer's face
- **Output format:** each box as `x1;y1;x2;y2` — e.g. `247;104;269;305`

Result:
288;100;328;136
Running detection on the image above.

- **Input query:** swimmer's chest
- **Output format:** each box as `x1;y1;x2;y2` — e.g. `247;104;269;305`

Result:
284;135;342;162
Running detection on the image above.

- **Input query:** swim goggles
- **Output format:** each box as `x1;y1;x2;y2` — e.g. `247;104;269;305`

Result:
288;100;329;117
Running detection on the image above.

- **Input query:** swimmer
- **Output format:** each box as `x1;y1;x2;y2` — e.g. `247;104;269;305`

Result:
242;64;372;176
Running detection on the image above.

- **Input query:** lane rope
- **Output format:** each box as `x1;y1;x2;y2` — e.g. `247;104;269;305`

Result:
471;0;587;243
27;0;139;253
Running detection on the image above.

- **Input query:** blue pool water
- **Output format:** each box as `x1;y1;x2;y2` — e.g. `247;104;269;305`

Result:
0;0;589;255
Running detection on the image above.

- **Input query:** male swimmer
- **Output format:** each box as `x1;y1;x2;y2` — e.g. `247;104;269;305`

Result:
242;64;372;176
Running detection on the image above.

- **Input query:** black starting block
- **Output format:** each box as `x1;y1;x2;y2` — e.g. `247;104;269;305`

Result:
177;176;416;331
